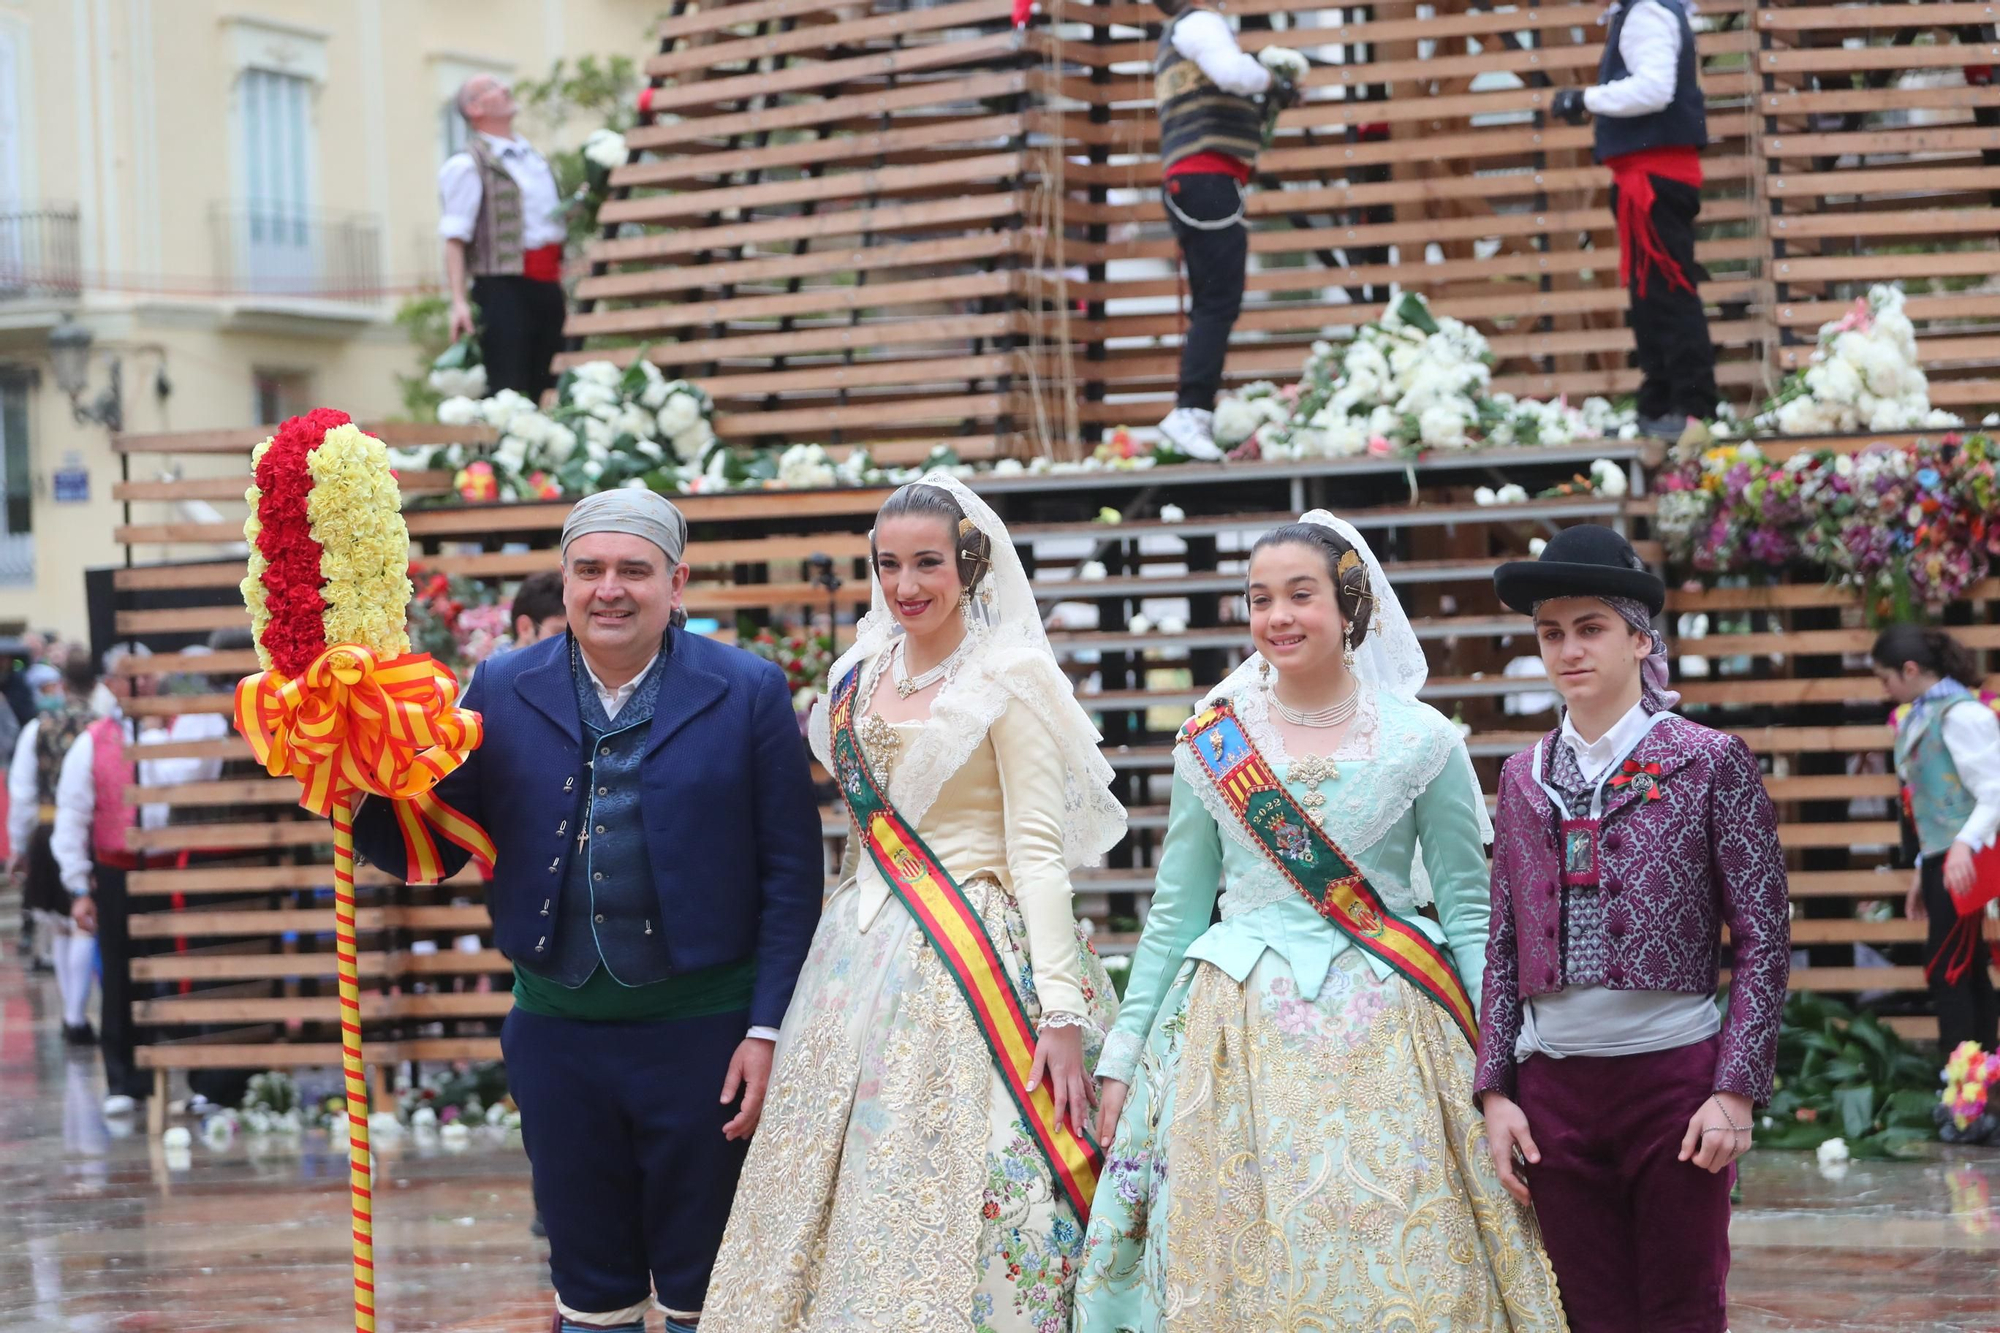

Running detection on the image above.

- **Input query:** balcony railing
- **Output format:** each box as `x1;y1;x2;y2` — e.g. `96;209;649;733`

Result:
0;208;82;299
209;205;383;303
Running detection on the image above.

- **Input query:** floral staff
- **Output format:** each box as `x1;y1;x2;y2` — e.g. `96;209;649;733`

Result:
232;408;494;1333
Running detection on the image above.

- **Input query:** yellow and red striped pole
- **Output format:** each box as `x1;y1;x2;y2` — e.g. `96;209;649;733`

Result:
330;795;376;1333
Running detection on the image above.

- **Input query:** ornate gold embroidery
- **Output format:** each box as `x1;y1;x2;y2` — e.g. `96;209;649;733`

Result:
857;711;904;783
1285;753;1341;821
1153;955;1567;1333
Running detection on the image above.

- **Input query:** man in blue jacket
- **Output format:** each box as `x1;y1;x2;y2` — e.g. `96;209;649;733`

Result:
353;489;822;1333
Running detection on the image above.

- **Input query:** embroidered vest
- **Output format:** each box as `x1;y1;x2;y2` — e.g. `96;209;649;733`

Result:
1594;0;1707;163
465;136;527;277
1154;14;1264;172
34;704;91;811
1543;738;1611;988
87;715;135;863
531;646;678;989
1896;691;1983;857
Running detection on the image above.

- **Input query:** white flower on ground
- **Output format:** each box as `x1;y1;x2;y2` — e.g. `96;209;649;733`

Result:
1474;486;1498;506
1212;398;1260;446
1128;613;1154;634
1102;954;1132;973
583;128;628;171
437;396;483;427
673;422;717;463
410;1106;439;1130
574;361;623;389
614;404;657;442
1159;615;1187;634
1159;504;1185;523
162;1125;193;1148
200;1113;238;1149
428;364;489;400
1589;459;1628;496
656;391;702;439
992;458;1025;476
1528;537;1548;557
1418;403;1469;448
776;443;837;490
1078;560;1108;581
440;1122;473;1151
1496;484;1529;504
1816;1136;1850;1177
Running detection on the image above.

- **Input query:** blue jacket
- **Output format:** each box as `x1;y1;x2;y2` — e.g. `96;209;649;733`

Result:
352;629;823;1030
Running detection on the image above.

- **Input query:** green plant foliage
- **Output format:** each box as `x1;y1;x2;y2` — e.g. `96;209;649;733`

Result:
1759;991;1939;1159
514;54;641;245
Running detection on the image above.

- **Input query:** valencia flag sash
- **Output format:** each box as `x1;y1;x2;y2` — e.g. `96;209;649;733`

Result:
827;666;1102;1217
1181;700;1478;1047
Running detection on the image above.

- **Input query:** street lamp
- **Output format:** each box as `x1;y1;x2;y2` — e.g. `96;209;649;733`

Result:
49;317;122;432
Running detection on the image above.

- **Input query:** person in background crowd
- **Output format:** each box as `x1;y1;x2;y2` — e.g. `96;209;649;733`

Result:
439;75;568;398
10;648;101;1041
0;637;34;730
1874;624;2000;1056
53;645;175;1115
511;570;569;647
1553;0;1717;444
1150;0;1303;461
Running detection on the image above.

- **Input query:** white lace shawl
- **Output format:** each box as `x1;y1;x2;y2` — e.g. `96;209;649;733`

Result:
807;473;1127;869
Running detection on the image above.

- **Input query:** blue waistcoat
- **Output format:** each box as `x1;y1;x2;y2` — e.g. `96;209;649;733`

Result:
532;642;679;988
1594;0;1708;163
1895;688;1984;858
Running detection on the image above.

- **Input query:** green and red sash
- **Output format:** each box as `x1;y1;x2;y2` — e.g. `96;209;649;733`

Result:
828;666;1102;1217
1180;700;1479;1047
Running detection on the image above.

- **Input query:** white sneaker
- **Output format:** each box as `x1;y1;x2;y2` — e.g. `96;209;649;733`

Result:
102;1094;137;1118
1157;407;1224;461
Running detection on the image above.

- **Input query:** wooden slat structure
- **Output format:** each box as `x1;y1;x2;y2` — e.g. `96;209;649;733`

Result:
100;418;1997;1084
562;0;2000;461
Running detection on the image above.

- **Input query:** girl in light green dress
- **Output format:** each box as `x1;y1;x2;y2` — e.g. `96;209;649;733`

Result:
1074;512;1566;1333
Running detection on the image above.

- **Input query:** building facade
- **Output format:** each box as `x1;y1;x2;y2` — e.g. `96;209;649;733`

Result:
0;0;651;637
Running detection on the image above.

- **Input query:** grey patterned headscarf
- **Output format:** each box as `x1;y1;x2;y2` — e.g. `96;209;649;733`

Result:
561;489;688;566
1536;594;1681;711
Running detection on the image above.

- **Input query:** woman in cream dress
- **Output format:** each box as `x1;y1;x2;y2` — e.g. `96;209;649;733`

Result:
1074;514;1566;1333
704;474;1124;1333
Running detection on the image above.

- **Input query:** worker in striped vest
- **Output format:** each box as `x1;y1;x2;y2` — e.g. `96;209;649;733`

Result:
1151;0;1303;460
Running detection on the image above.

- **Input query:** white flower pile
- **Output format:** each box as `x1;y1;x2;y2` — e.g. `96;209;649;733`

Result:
1217;294;1634;461
1257;46;1310;80
582;128;628;172
1759;284;1962;435
427;362;488;400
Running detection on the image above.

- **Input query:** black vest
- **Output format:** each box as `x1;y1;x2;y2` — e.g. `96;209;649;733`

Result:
1155;13;1264;171
1593;0;1707;163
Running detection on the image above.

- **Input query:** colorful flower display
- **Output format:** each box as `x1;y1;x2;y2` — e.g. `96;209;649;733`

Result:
1657;433;2000;617
1210;293;1636;459
742;623;836;717
1942;1041;2000;1139
407;567;515;678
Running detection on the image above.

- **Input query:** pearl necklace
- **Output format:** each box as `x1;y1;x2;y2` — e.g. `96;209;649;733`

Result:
1269;681;1360;729
893;634;971;698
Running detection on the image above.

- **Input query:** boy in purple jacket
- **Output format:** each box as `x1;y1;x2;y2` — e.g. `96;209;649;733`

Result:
1477;524;1790;1333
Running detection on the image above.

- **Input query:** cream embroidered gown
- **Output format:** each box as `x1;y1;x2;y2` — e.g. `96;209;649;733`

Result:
703;644;1118;1333
1073;682;1568;1333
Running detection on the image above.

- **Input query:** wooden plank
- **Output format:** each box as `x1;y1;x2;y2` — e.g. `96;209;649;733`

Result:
113;423;495;456
574;233;1017;302
1760;85;2000;117
645;0;1016;78
597;151;1028;225
126;820;330;853
566;270;1018;337
127;905;492;939
139;1038;501;1070
626;70;1032;152
552;310;1024;373
1669;578;2000;612
128;863;484;897
638;30;1024;116
136;993;514;1024
716;392;1011;438
115;471;454;503
132;948;510;983
1756;3;2000;30
654;0;860;43
585;192;1026;264
1758;42;2000;74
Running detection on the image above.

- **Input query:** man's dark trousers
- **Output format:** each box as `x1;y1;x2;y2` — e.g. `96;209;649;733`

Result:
1616;175;1717;423
473;274;567;399
502;1004;753;1320
1166;173;1247;412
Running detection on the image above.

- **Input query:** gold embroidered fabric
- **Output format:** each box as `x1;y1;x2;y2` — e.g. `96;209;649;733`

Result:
704;716;1118;1331
1076;951;1568;1333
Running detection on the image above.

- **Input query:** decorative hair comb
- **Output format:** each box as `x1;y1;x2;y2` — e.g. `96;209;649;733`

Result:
1334;547;1378;626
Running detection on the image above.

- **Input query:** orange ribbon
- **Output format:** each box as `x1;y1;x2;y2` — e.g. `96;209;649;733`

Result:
234;644;496;884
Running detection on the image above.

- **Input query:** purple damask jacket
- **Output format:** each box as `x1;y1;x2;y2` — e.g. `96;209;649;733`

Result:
1474;712;1791;1105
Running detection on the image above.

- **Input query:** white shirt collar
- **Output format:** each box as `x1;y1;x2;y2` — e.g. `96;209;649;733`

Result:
579;647;661;723
477;131;532;155
1560;699;1654;784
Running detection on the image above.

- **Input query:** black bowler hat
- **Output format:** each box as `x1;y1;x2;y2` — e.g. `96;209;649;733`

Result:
1494;523;1665;617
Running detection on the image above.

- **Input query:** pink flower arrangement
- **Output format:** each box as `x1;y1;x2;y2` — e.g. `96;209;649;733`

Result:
1944;1041;2000;1130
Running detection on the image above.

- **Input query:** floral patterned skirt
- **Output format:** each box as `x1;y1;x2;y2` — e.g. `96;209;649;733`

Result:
703;872;1117;1333
1075;950;1568;1333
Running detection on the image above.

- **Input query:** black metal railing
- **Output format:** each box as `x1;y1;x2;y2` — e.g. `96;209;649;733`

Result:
209;205;384;302
0;208;82;298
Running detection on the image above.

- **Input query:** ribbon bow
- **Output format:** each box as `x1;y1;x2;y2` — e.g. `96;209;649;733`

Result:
235;644;496;883
1609;757;1665;800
